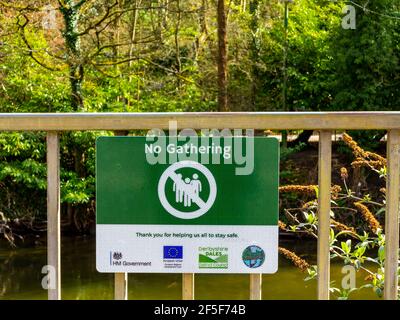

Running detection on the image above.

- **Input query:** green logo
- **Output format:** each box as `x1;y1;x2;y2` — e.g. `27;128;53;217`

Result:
198;247;228;269
242;245;265;268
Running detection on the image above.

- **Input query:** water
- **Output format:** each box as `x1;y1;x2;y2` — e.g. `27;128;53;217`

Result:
0;237;380;300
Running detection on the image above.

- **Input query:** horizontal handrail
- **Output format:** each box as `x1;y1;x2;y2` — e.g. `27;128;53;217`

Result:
1;112;400;130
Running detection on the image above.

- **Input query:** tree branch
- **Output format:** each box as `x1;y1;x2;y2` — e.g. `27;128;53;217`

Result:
17;14;64;72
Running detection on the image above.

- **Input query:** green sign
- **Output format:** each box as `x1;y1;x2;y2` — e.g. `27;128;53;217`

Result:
96;136;279;273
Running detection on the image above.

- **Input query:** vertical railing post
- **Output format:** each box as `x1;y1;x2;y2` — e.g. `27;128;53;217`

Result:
182;273;194;300
47;132;61;300
249;274;262;300
385;130;400;300
317;130;332;300
113;130;129;300
114;273;128;300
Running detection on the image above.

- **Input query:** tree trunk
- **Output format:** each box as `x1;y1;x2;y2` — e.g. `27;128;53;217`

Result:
217;0;228;111
60;0;84;110
69;64;84;110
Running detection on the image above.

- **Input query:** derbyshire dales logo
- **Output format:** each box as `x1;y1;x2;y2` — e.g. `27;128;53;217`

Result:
198;247;228;269
158;161;217;219
242;245;265;269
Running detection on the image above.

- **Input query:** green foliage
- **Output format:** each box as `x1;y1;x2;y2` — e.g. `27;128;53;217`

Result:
330;0;400;111
345;130;386;151
0;0;399;113
280;142;307;161
284;137;397;299
0;34;71;112
250;0;343;111
0;131;107;223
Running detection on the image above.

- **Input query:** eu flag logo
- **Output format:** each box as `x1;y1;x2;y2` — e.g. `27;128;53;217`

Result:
163;246;183;259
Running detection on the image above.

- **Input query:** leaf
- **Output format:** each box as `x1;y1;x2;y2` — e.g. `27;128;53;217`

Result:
375;207;385;216
378;246;385;262
314;186;319;198
329;228;336;245
355;246;366;258
374;287;383;298
345;239;352;252
341;241;350;254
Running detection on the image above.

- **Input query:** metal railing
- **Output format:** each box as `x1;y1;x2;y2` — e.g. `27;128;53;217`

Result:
0;112;399;300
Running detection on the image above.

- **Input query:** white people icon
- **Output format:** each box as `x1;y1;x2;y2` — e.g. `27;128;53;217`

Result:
172;173;202;207
158;161;217;219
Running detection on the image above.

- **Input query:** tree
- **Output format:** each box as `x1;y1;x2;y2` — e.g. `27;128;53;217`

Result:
330;0;400;111
59;0;86;109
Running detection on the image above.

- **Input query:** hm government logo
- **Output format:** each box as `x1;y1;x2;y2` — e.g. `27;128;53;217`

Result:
113;252;122;260
110;251;123;266
198;247;228;269
163;246;183;269
158;161;217;219
110;251;152;267
242;245;265;269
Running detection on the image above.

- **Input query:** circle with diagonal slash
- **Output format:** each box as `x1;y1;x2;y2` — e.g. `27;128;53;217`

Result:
158;161;217;219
